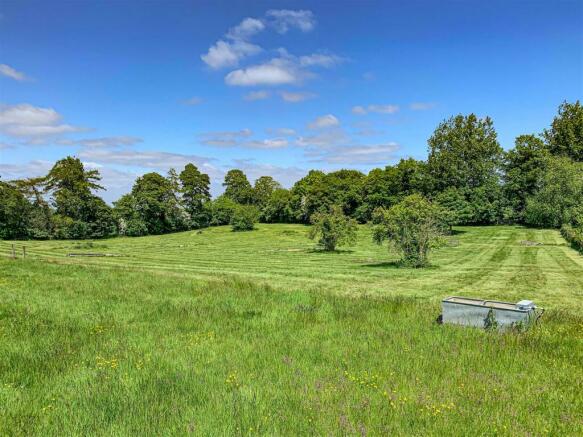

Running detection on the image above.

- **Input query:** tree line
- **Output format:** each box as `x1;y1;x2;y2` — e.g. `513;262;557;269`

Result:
1;101;582;247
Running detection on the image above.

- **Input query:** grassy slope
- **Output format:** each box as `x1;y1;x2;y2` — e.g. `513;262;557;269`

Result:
1;225;582;308
1;226;582;435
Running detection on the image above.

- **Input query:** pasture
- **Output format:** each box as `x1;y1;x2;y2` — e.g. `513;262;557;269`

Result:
1;225;582;435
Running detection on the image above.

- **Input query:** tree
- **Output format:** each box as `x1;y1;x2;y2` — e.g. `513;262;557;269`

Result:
372;194;444;267
223;169;253;204
253;176;281;209
44;157;114;238
524;156;583;228
114;172;186;235
427;114;503;192
207;195;238;226
325;169;365;217
179;163;211;228
503;135;550;221
308;205;358;251
14;177;54;238
544;100;583;162
434;187;474;229
261;188;293;223
0;180;31;239
230;204;259;231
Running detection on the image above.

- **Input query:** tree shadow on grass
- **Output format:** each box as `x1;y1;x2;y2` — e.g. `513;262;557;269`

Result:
449;229;467;236
306;248;355;254
360;260;441;270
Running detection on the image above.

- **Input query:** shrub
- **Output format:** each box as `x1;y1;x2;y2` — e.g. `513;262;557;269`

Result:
308;205;357;251
230;205;259;231
207;195;238;226
561;224;583;253
372;194;445;267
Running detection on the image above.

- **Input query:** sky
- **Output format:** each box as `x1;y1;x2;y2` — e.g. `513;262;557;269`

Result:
1;0;582;202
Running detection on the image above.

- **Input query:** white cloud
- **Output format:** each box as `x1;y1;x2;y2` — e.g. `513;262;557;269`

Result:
307;114;340;130
232;158;307;189
199;129;253;147
0;159;53;180
244;90;271;101
183;96;203;105
0;103;86;141
298;53;344;68
266;127;296;136
352;104;400;115
0;64;29;81
242;138;288;149
410;102;436;110
280;91;315;103
227;17;265;40
57;136;143;148
225;58;305;86
266;9;316;33
306;143;400;164
201;40;262;69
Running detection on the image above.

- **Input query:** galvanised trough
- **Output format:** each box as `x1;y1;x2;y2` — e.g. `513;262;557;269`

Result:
441;297;544;330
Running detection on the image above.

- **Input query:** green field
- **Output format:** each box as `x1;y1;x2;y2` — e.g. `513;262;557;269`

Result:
1;225;582;435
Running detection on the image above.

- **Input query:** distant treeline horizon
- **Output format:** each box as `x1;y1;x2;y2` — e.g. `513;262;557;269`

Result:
1;100;582;242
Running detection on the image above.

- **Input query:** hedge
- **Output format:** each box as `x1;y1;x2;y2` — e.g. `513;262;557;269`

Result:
561;224;583;253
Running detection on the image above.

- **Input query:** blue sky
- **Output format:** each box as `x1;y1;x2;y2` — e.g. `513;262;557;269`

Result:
1;0;582;202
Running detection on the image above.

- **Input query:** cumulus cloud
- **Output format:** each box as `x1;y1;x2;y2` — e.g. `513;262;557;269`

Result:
280;91;315;103
225;57;308;86
351;104;400;115
0;103;86;141
242;138;288;149
307;114;340;130
410;102;436;110
0;159;53;180
226;17;265;40
244;90;271;101
266;9;316;33
0;64;29;81
201;40;262;69
298;53;344;68
266;127;296;136
306;143;400;165
232;158;307;189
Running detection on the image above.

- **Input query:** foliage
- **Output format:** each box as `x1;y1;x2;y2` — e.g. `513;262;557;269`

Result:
372;194;445;267
260;188;293;223
544;100;583;162
427;114;502;192
230;204;259;231
561;224;583;253
207;195;238;226
308;205;358;251
223;169;253;204
524;156;583;228
434;187;474;228
0;180;30;239
503;135;550;221
179;163;211;228
253;176;281;209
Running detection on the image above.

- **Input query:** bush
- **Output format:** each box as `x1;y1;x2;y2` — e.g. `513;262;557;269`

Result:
561;224;583;253
230;205;259;231
207;195;238;226
372;194;445;267
308;205;357;251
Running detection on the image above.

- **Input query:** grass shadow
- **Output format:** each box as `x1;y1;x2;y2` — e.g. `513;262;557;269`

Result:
306;248;355;254
360;260;441;270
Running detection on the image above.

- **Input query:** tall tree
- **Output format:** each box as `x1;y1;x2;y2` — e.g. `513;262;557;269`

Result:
427;114;502;192
223;169;253;204
503;135;550;221
179;163;211;228
253;176;281;209
0;180;31;239
543;100;583;162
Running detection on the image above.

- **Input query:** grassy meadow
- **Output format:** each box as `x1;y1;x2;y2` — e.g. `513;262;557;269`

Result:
1;225;582;435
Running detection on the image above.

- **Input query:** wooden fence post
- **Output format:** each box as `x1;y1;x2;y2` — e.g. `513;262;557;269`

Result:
23;246;26;259
11;244;16;259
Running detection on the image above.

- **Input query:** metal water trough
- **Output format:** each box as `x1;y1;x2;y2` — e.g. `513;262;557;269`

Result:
441;297;544;329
